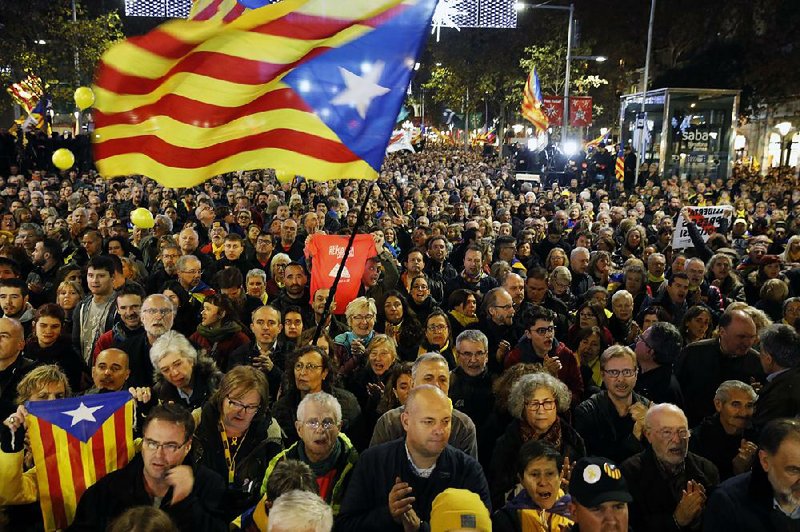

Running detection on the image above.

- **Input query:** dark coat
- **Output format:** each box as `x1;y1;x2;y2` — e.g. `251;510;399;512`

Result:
335;438;491;531
0;355;37;418
675;338;766;426
189;328;251;373
273;386;362;448
504;338;584;408
690;414;745;481
67;454;228;532
227;342;285;403
753;366;800;431
488;418;585;511
24;336;87;393
573;390;651;464
191;401;283;517
635;364;685;407
153;356;223;411
703;466;800;531
621;447;719;532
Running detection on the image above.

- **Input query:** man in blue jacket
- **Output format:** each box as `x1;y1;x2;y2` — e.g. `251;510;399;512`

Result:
335;385;490;531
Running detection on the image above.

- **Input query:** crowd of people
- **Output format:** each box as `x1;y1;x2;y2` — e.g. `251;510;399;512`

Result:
0;142;799;531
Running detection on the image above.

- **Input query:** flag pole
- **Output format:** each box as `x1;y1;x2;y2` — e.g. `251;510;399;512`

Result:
312;180;375;345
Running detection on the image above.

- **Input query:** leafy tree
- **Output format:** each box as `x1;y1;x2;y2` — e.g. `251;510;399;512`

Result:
0;0;123;111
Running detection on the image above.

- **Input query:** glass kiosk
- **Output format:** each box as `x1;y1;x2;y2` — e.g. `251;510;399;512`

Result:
619;88;739;180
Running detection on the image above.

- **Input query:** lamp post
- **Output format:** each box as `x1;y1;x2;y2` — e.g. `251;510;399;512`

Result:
515;2;574;152
776;121;794;166
634;0;657;185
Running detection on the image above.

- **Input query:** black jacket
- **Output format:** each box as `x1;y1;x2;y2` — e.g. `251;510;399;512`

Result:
753;366;800;432
227;342;284;403
573;390;650;464
635;364;685;407
67;454;228;532
153;357;223;411
191;401;283;517
621;447;719;532
0;355;37;418
24;336;87;393
690;414;745;481
335;438;491;531
488;418;585;511
273;386;362;448
704;466;800;531
675;339;765;426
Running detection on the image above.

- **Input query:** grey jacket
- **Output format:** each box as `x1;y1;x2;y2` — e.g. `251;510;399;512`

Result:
369;405;478;459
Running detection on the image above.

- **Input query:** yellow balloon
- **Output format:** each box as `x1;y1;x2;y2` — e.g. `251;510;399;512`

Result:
74;86;95;111
130;207;155;229
52;148;75;170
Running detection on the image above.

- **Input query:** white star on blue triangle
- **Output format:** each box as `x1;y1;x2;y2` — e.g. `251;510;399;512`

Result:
282;0;438;172
25;391;133;443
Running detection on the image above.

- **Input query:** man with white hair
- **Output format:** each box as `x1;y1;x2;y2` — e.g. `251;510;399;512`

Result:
260;392;358;515
621;403;719;531
268;490;333;532
120;293;175;387
569;247;594;299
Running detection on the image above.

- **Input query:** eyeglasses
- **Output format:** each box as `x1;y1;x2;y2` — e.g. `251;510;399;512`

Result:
226;396;260;414
458;350;486;360
635;334;653;350
295;362;324;372
351;314;375;322
525;399;557;411
602;368;637;378
143;437;188;454
533;326;555;335
180;269;202;275
427;323;448;332
493;304;514;310
654;428;690;440
142;308;173;316
303;419;338;431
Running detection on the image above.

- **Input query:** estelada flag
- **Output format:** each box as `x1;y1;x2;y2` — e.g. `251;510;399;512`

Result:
25;391;135;531
92;0;439;188
521;67;549;134
306;234;376;315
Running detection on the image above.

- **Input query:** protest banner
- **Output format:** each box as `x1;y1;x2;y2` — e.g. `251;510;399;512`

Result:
672;205;734;249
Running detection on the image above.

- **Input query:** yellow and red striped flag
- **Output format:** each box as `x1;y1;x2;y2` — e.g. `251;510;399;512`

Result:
92;0;438;188
25;392;135;531
521;67;549;134
7;74;44;115
616;145;625;182
189;0;282;22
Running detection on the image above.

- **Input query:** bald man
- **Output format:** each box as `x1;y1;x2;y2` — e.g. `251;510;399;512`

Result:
90;348;132;393
0;317;35;418
337;385;490;531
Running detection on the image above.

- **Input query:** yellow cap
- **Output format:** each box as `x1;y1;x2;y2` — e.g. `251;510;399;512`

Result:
429;488;491;532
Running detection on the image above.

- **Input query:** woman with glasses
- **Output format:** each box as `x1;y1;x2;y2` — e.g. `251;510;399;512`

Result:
345;334;399;438
189;293;251;372
192;365;283;517
492;440;574;532
151;331;222;412
273;346;363;449
417;309;457;369
406;274;437;324
566;300;613;350
488;372;585;511
333;297;378;377
265;253;290;299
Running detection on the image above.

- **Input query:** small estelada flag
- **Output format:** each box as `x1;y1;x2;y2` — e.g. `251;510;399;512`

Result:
25;391;135;531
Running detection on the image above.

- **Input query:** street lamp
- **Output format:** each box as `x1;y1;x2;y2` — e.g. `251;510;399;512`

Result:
776;122;794;166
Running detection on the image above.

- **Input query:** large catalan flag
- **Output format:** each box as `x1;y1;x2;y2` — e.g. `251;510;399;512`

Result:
7;74;44;115
189;0;284;22
521;67;548;134
25;392;135;531
93;0;438;188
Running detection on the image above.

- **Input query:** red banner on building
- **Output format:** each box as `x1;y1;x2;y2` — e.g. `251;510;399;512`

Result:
570;96;593;127
305;234;377;315
541;96;564;126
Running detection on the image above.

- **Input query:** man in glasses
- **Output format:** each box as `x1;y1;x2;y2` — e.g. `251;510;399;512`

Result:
620;403;719;532
504;306;583;406
259;392;358;515
574;345;651;464
120;294;176;388
477;287;517;376
71;403;227;531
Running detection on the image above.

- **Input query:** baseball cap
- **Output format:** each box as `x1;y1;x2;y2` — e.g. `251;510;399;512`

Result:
569;457;632;507
429;488;490;532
